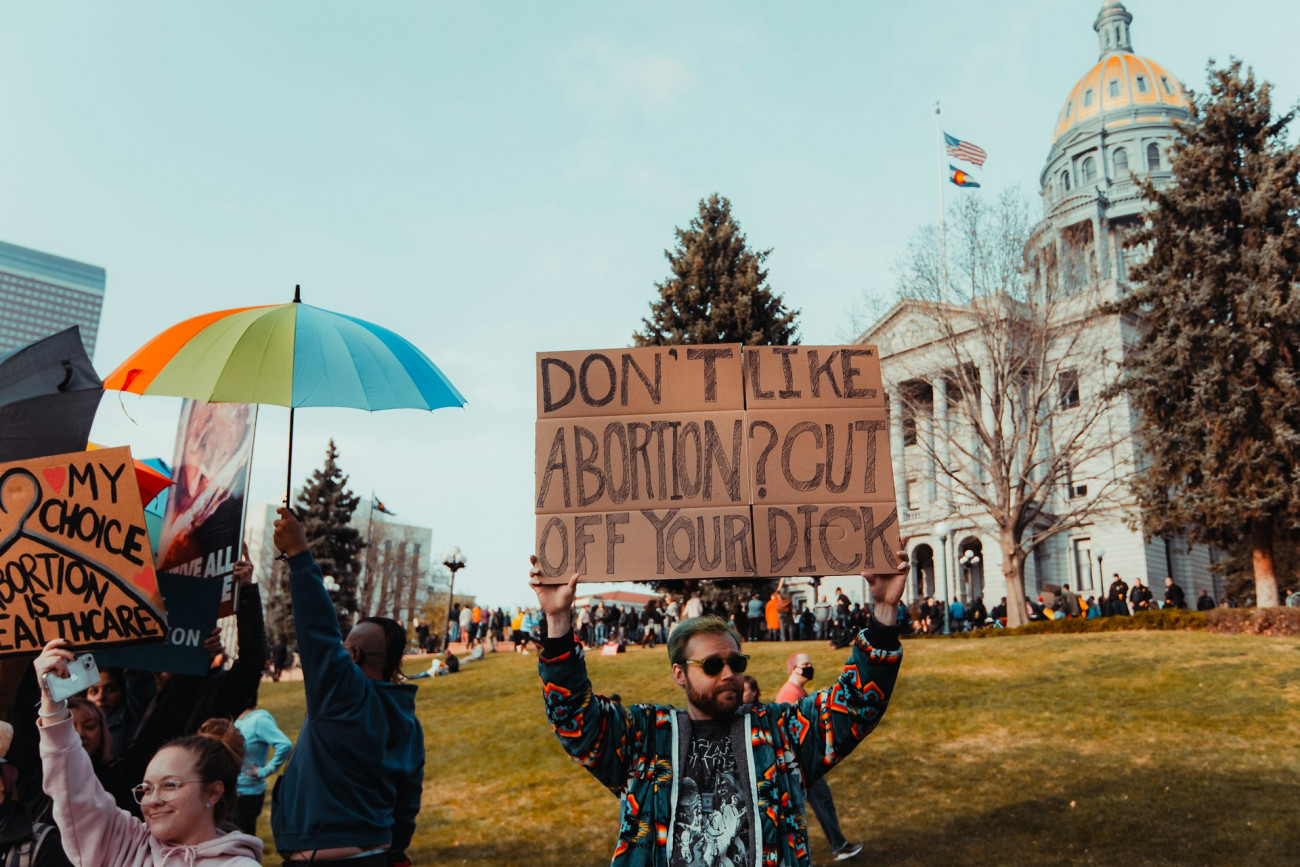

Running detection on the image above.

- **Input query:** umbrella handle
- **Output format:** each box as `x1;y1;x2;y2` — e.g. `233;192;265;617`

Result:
276;406;296;561
285;405;295;506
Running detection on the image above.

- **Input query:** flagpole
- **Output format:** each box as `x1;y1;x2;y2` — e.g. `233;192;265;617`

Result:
935;101;949;303
366;488;376;604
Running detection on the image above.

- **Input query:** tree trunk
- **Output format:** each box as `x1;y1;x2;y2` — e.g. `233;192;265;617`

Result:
1251;517;1280;607
1002;531;1029;628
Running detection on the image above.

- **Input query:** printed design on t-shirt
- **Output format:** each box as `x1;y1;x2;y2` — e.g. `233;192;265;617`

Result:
670;728;751;867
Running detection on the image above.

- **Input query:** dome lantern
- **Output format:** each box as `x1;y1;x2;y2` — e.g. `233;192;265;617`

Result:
1095;0;1134;59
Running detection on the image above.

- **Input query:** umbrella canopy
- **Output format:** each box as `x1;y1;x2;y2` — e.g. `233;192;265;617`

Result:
103;288;467;503
104;293;466;411
0;327;103;462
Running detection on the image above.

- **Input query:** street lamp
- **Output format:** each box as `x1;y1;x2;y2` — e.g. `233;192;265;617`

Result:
443;547;467;645
1094;544;1106;612
934;522;952;634
959;549;980;601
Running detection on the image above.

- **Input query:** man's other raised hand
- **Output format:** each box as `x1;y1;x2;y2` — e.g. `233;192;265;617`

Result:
863;536;910;626
529;555;580;638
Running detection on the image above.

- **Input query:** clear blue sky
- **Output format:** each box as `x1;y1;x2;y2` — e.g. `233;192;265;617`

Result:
1;1;1294;606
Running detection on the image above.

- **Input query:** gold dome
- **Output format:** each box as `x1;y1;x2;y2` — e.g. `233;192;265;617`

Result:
1053;2;1190;145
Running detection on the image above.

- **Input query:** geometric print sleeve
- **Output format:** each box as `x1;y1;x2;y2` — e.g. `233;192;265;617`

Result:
538;636;646;794
773;621;903;786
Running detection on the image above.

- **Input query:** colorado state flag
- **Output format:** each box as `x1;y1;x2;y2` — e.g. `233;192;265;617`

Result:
949;165;981;188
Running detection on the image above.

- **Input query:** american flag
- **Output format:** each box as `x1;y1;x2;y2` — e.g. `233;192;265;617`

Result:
944;132;987;167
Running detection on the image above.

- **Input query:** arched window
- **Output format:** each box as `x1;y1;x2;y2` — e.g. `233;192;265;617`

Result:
1083;88;1094;107
1147;143;1161;171
1108;79;1121;98
1083;157;1097;183
1136;76;1149;94
1061;170;1071;192
1113;148;1129;174
1115;25;1121;44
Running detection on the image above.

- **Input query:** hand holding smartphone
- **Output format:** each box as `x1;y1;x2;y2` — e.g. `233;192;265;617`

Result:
44;652;99;702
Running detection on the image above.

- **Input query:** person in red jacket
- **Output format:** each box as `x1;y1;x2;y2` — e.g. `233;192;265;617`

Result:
775;653;863;862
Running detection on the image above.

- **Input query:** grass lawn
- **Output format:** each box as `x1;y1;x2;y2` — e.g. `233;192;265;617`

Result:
253;631;1300;865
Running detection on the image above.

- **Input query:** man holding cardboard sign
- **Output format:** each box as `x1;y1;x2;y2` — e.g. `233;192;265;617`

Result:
529;542;907;867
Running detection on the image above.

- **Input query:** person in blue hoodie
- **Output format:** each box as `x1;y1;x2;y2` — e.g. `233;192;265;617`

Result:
231;701;293;835
270;507;424;866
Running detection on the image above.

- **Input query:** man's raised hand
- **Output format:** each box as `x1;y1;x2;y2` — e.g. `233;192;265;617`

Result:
529;555;580;637
863;536;910;626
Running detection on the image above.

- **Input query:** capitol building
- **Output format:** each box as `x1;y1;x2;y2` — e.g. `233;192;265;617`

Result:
858;0;1220;610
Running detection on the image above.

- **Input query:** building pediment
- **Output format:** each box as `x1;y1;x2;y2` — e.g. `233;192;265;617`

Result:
859;298;972;359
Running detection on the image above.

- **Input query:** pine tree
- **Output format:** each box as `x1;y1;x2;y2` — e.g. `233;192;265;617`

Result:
634;194;800;346
1114;61;1300;608
296;439;366;631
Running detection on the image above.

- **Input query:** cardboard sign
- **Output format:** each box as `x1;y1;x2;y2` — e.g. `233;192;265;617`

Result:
94;573;222;676
0;447;168;656
535;345;900;582
156;400;257;618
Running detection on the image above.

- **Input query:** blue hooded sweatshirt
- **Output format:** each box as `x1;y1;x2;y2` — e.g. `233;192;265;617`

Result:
271;551;424;853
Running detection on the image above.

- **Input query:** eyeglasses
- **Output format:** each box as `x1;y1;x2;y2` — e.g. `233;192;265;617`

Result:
683;654;750;677
131;780;204;804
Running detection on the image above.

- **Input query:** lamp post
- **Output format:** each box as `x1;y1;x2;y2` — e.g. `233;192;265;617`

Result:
1094;544;1106;613
959;549;980;601
443;547;467;646
934;521;952;634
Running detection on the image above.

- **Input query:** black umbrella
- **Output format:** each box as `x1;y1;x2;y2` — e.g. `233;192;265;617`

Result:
0;326;103;462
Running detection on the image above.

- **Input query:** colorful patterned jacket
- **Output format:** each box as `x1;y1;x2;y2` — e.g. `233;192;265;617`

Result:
538;622;902;866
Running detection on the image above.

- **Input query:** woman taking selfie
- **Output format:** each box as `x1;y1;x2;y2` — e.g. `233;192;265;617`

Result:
34;639;263;866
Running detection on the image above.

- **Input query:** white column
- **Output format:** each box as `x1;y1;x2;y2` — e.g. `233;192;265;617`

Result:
922;392;937;503
979;365;997;485
933;376;951;507
888;388;909;516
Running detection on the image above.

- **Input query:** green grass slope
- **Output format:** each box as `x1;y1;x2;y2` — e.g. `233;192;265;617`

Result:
253;631;1300;865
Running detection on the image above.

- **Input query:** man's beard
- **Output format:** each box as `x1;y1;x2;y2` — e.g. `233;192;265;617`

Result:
684;675;742;719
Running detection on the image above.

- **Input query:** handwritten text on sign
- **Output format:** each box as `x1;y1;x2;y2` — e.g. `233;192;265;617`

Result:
0;447;168;655
534;345;900;582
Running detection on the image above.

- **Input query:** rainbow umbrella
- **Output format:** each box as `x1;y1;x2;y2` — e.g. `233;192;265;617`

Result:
104;286;467;502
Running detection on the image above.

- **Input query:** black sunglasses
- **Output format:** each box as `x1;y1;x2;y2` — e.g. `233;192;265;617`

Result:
683;653;750;677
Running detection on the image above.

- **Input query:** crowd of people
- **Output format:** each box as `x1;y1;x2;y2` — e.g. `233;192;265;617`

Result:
9;505;1294;867
438;581;891;658
2;508;421;867
903;572;1251;634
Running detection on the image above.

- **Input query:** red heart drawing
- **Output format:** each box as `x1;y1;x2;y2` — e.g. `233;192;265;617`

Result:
42;466;67;493
132;567;158;597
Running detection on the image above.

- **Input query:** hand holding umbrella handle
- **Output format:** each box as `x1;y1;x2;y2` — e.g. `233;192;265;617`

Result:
274;506;309;561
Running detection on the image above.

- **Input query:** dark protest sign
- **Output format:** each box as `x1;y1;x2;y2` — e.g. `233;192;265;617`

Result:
0;447;168;656
156;400;257;618
94;573;221;676
534;345;900;582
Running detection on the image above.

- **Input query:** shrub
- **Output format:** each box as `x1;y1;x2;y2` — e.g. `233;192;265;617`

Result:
912;608;1210;640
1207;607;1300;636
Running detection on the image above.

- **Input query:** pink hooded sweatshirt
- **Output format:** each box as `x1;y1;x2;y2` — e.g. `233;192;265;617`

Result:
40;716;263;866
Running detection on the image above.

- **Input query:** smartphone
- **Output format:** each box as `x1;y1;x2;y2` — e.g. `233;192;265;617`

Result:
45;653;99;702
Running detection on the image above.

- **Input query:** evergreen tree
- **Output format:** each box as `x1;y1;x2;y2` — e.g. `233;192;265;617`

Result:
296;439;366;631
1113;61;1300;608
634;194;800;346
